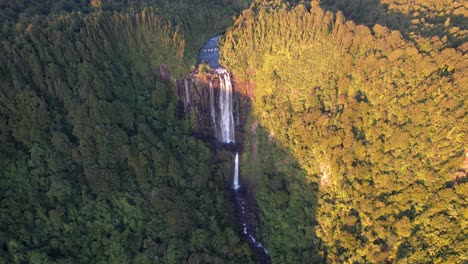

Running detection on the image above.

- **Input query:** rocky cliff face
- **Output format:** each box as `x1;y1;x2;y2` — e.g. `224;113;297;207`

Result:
177;70;251;146
177;73;213;137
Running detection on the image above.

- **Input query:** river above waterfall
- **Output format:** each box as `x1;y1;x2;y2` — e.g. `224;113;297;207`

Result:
198;35;221;68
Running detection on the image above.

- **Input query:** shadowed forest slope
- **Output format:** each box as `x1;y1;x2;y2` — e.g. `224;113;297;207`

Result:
220;1;467;263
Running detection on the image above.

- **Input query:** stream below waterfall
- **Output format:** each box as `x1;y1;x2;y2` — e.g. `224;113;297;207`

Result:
198;36;271;263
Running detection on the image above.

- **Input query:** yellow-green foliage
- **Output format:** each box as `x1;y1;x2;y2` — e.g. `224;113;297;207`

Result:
320;0;467;50
222;2;467;263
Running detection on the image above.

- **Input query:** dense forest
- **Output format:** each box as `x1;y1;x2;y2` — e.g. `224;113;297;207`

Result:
0;1;255;263
0;0;466;263
221;0;466;263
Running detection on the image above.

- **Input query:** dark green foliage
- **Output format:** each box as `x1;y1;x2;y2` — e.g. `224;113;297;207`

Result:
241;123;322;263
0;5;253;263
0;0;252;66
2;0;465;263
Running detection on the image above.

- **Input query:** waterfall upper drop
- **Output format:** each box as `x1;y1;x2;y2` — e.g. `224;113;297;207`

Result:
216;68;235;144
233;152;240;190
196;35;236;144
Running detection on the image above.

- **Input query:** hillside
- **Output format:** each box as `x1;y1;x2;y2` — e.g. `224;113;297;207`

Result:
0;1;254;263
0;0;466;263
221;1;467;263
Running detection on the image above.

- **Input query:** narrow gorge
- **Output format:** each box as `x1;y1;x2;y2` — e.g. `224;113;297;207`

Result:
179;35;271;263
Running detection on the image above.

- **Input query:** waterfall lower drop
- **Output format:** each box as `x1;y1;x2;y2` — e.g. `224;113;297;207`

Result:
233;153;240;190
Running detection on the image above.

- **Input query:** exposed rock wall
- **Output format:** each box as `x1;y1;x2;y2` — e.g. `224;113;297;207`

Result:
177;70;251;144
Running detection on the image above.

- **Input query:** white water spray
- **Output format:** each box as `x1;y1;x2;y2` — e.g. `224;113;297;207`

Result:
233;152;240;190
217;69;235;144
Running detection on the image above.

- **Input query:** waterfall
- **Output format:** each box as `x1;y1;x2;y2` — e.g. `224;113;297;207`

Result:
233;152;240;190
217;69;235;144
196;36;270;262
209;80;217;139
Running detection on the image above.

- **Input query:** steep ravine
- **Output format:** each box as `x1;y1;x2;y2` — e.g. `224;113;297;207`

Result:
179;36;271;263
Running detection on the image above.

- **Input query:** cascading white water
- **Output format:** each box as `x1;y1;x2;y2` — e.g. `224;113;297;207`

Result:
184;78;190;107
209;80;217;139
233;152;240;190
217;68;235;144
